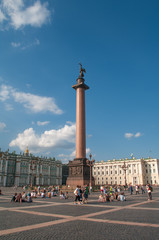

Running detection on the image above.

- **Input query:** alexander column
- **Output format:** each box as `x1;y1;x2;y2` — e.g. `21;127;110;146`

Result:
67;64;93;187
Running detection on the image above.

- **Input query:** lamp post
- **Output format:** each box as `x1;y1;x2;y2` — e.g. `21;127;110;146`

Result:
86;153;95;192
121;161;128;187
30;160;36;188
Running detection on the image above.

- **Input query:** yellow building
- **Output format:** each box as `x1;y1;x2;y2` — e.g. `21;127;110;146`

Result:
93;157;159;186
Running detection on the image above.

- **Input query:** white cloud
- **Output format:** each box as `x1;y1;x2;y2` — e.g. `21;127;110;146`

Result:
0;84;63;114
0;9;6;22
1;0;51;29
87;134;92;138
11;39;40;50
134;132;141;138
9;122;76;153
0;84;12;101
4;103;13;111
58;148;91;163
125;132;142;139
0;122;6;131
37;121;50;126
11;42;21;48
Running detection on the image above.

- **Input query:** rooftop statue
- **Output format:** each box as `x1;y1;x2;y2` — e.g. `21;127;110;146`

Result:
79;63;86;78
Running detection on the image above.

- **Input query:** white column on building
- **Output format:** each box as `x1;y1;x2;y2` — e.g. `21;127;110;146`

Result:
4;158;9;186
48;165;50;185
14;159;21;186
56;166;59;178
0;159;2;184
131;164;133;175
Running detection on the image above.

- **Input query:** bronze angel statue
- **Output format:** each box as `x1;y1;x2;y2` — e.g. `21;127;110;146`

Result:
79;63;86;78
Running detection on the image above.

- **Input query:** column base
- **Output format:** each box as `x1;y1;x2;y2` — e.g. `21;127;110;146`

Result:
66;158;94;188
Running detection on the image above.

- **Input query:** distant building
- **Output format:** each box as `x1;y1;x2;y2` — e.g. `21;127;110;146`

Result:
93;157;159;186
0;148;62;187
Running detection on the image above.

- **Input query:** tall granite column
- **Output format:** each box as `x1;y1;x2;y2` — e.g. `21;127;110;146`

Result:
66;64;90;187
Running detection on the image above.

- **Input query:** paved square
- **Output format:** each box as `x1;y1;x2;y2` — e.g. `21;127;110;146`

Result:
0;187;159;239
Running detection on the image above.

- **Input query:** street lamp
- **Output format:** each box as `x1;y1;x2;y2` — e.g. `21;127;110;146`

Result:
30;160;36;188
121;161;129;187
86;153;95;192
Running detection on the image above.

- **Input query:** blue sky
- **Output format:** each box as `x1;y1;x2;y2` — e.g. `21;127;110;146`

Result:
0;0;159;162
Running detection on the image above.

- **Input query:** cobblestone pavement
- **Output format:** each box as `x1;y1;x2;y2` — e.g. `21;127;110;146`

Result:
0;187;159;240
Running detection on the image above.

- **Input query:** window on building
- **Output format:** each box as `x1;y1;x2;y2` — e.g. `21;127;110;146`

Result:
106;166;108;169
106;181;108;184
115;177;117;179
94;172;96;175
111;171;112;174
106;177;108;180
98;172;100;175
134;170;136;173
102;172;104;175
120;181;122;184
153;169;155;173
102;167;104;169
115;181;117;184
115;171;117;174
146;170;148;173
120;170;121;174
106;171;108;174
129;170;131;173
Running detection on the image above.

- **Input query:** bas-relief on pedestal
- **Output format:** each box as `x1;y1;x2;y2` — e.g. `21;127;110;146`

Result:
66;64;94;187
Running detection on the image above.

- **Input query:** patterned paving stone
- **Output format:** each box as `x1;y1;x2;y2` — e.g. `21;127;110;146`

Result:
20;204;109;216
0;201;47;208
0;220;158;240
0;188;158;239
0;211;61;231
91;208;159;224
133;201;159;208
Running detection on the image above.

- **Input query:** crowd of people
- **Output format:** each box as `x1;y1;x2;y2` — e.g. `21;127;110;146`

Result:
10;185;61;203
74;185;89;205
130;183;153;200
7;183;154;204
97;183;153;202
11;192;32;203
98;185;126;202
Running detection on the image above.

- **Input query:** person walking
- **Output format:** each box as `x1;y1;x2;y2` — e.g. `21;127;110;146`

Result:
74;185;80;204
130;185;133;195
135;185;139;194
147;184;152;200
141;185;145;194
